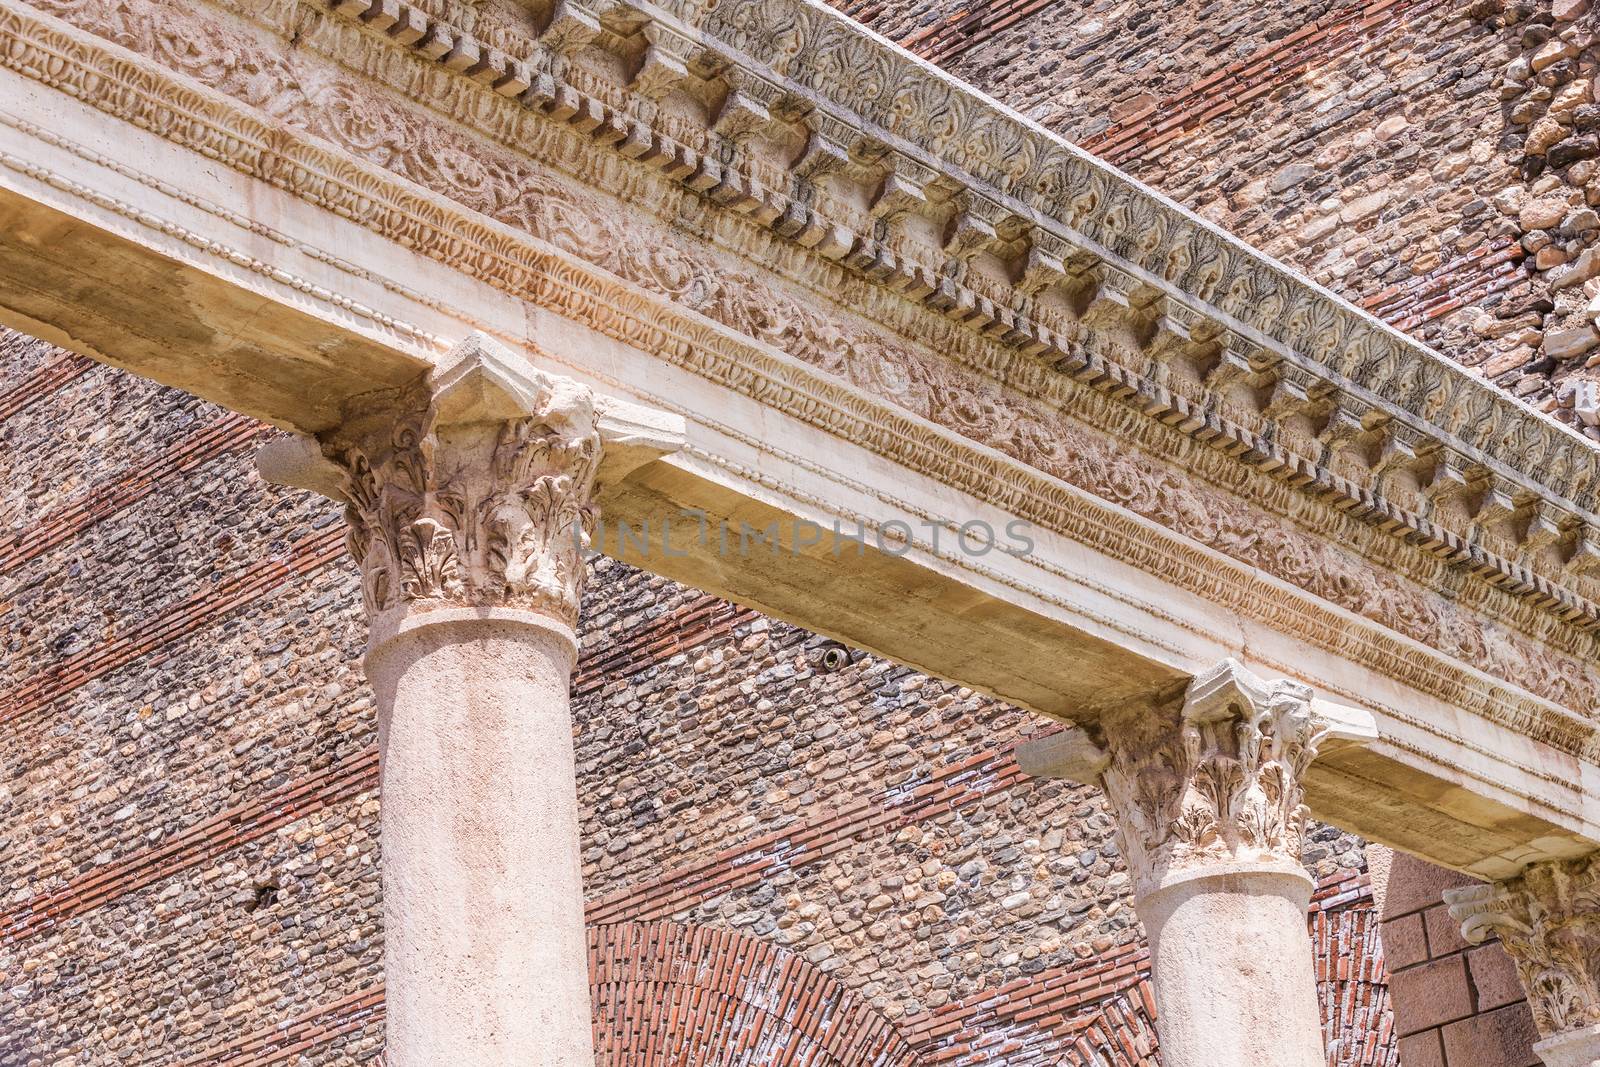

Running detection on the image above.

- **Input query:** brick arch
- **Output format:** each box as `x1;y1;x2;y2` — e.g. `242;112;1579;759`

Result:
590;920;922;1066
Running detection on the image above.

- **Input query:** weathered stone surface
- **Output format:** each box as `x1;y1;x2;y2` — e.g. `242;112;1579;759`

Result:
1552;247;1600;288
1545;323;1600;359
1532;39;1581;72
1272;162;1318;193
18;0;1600;1064
1388;955;1475;1035
1523;196;1572;228
1341;189;1392;222
1528;116;1572;156
1550;135;1600;167
1560;207;1599;233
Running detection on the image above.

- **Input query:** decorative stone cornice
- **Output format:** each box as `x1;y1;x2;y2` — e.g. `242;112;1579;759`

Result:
1446;853;1600;1051
322;334;606;629
1019;661;1373;893
296;0;1600;634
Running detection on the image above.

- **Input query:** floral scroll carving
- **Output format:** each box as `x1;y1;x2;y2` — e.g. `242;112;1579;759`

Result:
325;334;603;628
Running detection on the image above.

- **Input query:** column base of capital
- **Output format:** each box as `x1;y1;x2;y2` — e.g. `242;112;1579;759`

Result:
365;603;579;664
1135;854;1314;905
1537;1025;1600;1067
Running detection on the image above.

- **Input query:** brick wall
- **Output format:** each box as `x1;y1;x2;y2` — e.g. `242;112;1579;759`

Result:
1381;854;1540;1066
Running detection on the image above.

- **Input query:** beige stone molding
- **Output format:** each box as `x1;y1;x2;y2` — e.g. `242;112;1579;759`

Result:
6;0;1597;745
7;0;1600;864
1447;853;1600;1063
1020;659;1377;892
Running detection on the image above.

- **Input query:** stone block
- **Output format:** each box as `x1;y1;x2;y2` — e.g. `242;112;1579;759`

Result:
1381;911;1429;972
1440;1003;1540;1066
1383;855;1478;920
1467;944;1528;1012
1550;135;1600;169
1399;1030;1446;1067
1425;902;1471;956
1271;163;1317;193
1544;324;1600;360
1520;195;1570;228
1389;955;1475;1036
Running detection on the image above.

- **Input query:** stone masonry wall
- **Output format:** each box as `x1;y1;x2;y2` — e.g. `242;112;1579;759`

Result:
0;325;1390;1067
1380;854;1540;1067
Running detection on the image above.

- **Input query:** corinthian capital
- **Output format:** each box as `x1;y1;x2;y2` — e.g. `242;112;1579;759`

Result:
1445;854;1600;1051
1020;659;1374;893
1110;660;1329;886
325;336;603;629
270;334;683;633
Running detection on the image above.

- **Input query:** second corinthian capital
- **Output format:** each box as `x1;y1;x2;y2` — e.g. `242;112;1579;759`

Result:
1020;659;1373;892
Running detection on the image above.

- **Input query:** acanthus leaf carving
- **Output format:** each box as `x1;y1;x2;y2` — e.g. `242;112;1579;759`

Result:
1446;854;1600;1043
325;333;604;628
1096;660;1330;891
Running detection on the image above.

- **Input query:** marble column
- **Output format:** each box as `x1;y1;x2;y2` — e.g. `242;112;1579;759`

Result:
1019;659;1365;1067
273;333;680;1066
1446;854;1600;1067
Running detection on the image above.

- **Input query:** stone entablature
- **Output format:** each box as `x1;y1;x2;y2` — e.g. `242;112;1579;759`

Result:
303;0;1600;630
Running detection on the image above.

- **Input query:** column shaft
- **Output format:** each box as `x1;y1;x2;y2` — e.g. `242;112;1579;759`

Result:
370;611;592;1066
1139;865;1325;1067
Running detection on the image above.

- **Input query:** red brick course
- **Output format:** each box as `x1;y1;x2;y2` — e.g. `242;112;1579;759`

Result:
0;350;94;425
1079;0;1448;168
